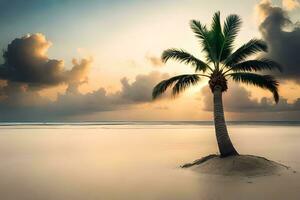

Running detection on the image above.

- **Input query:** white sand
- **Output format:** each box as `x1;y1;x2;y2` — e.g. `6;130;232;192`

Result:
183;154;289;177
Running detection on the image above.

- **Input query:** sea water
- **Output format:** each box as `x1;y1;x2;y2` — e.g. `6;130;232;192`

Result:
0;122;299;200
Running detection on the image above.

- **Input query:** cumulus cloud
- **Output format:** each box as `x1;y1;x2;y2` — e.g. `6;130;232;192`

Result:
118;72;169;102
0;33;172;121
257;0;300;83
0;33;91;88
282;0;300;10
65;58;92;93
201;83;300;113
0;70;169;121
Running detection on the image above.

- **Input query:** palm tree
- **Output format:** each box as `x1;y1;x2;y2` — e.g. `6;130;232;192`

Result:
152;12;282;157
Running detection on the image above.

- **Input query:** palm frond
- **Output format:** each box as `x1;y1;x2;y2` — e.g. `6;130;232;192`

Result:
152;74;200;99
210;11;225;65
211;11;222;33
221;14;242;61
228;58;282;73
161;49;209;72
172;74;200;96
229;72;279;103
224;39;267;67
190;20;216;63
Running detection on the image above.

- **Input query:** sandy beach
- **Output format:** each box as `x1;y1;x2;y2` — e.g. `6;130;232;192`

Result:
0;122;299;200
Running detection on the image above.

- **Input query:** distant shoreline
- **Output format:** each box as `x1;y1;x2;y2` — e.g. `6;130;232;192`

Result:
0;121;300;126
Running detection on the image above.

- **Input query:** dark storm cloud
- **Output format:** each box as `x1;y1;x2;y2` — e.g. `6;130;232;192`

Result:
0;33;91;88
201;83;300;113
257;0;300;82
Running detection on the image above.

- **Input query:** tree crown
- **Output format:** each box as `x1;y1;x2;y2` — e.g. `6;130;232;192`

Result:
153;11;281;103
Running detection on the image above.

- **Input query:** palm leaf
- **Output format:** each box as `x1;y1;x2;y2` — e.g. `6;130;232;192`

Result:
229;72;279;103
172;74;200;96
224;39;267;67
211;11;222;34
190;20;216;63
161;49;209;72
210;11;225;65
152;74;200;99
221;14;242;61
229;58;282;73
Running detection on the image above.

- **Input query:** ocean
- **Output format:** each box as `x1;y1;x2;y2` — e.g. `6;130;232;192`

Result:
0;121;299;200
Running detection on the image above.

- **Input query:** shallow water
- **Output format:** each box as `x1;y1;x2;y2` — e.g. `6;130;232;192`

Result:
0;123;299;200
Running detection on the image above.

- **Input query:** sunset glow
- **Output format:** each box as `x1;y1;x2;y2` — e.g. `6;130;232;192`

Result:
0;0;299;121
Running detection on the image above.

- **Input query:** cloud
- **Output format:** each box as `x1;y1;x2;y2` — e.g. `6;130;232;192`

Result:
0;33;91;88
257;0;300;83
0;33;172;121
145;54;164;67
65;58;92;93
201;83;300;113
0;70;168;121
118;71;169;102
282;0;300;10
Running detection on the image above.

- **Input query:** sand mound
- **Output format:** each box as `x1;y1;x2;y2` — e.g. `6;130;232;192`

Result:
182;155;289;177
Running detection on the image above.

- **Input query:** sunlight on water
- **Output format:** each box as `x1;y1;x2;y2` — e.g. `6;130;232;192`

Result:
0;123;299;200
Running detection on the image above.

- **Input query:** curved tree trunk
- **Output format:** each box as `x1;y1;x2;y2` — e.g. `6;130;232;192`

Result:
213;86;238;157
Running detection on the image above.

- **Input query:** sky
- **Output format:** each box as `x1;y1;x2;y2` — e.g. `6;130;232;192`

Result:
0;0;300;121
